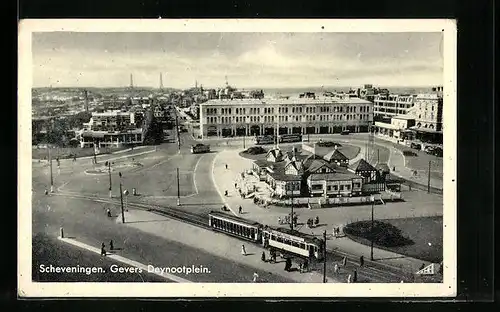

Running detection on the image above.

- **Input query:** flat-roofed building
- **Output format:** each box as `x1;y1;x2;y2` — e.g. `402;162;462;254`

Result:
199;96;373;138
76;110;143;148
373;93;417;122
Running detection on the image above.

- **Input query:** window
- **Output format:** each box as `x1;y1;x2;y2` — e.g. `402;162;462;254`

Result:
327;185;331;191
340;185;344;191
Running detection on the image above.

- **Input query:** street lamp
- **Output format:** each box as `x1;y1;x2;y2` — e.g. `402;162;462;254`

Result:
176;167;181;206
370;195;375;261
107;161;112;198
124;189;129;212
48;147;54;193
118;172;125;224
323;230;327;283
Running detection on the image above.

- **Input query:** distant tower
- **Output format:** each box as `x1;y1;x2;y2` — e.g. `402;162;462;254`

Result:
83;90;89;112
195;80;198;89
130;73;134;89
225;75;228;87
160;73;163;90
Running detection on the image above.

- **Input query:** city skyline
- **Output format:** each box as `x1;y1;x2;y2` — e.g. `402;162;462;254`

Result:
33;32;444;89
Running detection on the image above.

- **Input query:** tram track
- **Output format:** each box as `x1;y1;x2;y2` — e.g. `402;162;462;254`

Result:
46;192;438;283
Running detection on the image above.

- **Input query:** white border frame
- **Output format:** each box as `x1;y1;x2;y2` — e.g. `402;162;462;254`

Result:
18;19;457;298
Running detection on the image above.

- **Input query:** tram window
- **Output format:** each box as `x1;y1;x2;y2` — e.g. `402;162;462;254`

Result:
299;243;305;249
276;236;282;243
292;241;299;248
250;229;254;238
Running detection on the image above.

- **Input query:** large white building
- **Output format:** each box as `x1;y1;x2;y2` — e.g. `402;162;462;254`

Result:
199;95;373;138
76;110;143;148
373;93;417;121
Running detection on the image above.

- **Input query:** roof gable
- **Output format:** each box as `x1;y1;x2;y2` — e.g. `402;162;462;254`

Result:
352;158;377;172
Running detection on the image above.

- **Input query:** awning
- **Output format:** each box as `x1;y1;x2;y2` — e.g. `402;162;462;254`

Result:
409;126;442;134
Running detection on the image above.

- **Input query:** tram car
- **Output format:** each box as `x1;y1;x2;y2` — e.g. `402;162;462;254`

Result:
261;226;325;261
208;211;263;242
207;211;325;261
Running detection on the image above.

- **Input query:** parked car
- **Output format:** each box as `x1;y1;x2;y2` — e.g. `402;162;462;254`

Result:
341;130;350;135
410;142;422;150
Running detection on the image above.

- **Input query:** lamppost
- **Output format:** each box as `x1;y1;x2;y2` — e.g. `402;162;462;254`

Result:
427;160;431;194
107;161;112;198
176;167;181;206
118;172;125;224
48;147;54;193
323;230;327;283
370;195;375;261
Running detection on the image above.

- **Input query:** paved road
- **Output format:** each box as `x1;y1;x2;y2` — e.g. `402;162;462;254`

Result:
31;138;295;283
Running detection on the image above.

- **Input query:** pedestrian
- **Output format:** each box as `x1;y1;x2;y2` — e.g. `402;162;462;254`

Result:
101;242;105;249
241;245;247;256
299;262;303;273
224;190;228;196
360;255;364;267
106;208;111;217
234;183;237;189
347;274;352;283
253;272;259;283
315;216;319;225
109;240;114;251
334;263;339;274
101;244;106;257
44;189;48;195
261;251;266;262
342;256;347;267
238;206;242;214
278;217;282;225
303;259;308;272
353;269;358;283
225;164;228;169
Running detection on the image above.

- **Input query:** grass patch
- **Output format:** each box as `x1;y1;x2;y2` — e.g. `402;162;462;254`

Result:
345;216;443;263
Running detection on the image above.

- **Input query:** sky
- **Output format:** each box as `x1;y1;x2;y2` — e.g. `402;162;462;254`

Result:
32;32;444;89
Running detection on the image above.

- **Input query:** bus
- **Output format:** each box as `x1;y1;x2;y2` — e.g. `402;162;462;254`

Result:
254;135;276;145
191;143;210;154
278;134;302;143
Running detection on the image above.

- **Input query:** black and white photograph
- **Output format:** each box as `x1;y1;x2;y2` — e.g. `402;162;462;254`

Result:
18;19;457;297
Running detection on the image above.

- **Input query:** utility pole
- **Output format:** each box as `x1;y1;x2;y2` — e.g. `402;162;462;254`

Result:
119;172;125;224
177;167;181;206
370;195;375;261
323;230;327;283
427;160;431;194
290;194;294;231
107;161;112;198
93;142;97;165
48;147;54;193
377;149;380;164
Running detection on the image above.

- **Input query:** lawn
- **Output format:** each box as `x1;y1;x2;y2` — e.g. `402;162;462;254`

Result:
345;216;443;263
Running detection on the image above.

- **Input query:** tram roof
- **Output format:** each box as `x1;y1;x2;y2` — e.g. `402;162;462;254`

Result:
209;211;262;226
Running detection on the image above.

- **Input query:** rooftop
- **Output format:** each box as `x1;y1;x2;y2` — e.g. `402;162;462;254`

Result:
200;97;372;106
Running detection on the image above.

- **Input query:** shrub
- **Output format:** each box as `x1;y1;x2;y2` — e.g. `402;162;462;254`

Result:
403;150;418;157
344;220;414;247
316;141;342;148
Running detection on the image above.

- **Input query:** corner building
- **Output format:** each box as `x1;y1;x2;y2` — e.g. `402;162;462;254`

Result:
199;96;373;138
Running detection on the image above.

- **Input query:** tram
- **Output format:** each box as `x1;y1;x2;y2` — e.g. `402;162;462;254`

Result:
208;211;262;242
254;135;276;145
278;134;302;143
262;226;324;260
207;211;325;260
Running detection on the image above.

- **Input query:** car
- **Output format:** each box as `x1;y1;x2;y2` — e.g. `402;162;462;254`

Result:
341;130;350;135
410;142;422;150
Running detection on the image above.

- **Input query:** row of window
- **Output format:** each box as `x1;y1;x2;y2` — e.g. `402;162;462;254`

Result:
211;218;256;238
204;105;372;115
207;114;372;124
264;233;308;250
311;183;361;191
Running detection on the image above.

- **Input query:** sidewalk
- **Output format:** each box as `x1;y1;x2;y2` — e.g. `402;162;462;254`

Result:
212;149;435;274
117;209;339;283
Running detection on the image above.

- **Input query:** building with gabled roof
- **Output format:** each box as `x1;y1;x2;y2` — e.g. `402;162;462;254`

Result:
349;158;378;183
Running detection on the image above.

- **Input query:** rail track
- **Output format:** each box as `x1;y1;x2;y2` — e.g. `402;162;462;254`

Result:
49;191;440;283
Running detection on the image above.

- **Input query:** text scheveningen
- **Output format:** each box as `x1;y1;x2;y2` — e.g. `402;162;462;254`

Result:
39;264;104;275
147;265;210;275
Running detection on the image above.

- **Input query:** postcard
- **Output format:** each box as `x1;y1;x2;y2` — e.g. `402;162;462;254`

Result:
18;18;457;297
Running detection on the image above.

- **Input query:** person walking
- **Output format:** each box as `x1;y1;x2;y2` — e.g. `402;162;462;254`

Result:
225;164;228;169
224;190;228;196
253;272;259;283
100;243;106;256
353;269;358;283
261;251;266;262
241;245;247;256
342;256;347;267
360;255;364;267
106;208;112;218
347;274;352;283
334;263;339;274
109;240;114;251
238;206;242;214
